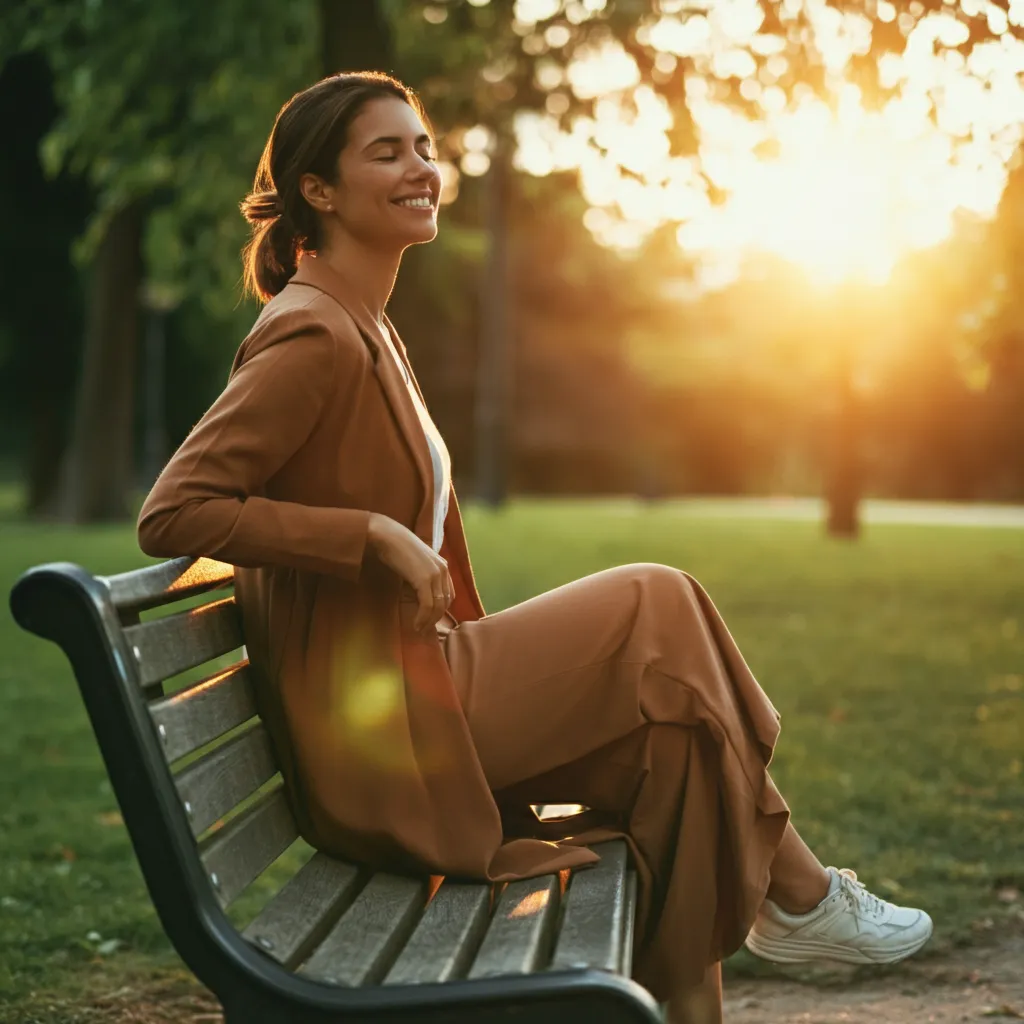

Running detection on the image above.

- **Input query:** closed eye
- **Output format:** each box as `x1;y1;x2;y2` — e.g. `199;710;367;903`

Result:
373;151;435;163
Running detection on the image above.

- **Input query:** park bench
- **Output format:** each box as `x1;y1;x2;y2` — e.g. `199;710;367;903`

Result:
11;555;661;1024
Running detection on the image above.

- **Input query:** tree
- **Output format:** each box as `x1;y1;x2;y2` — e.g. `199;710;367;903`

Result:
7;0;318;520
56;201;144;520
0;51;91;514
322;0;393;74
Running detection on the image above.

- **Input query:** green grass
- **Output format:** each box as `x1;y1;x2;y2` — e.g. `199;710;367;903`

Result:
1;497;1022;1015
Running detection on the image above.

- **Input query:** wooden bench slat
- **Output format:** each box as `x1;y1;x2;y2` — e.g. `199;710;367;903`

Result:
550;841;628;973
300;874;427;986
200;786;298;907
621;870;637;976
102;556;234;615
125;598;243;687
150;663;258;763
384;882;492;985
174;724;278;836
467;875;560;979
243;853;364;968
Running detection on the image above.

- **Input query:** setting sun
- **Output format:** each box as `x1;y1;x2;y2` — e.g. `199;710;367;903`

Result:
677;85;985;288
510;2;1024;291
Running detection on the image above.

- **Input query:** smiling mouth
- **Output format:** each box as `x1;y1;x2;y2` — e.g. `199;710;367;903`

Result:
393;197;434;209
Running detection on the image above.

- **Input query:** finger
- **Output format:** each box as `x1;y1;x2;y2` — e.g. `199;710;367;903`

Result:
429;577;446;628
415;582;434;632
415;579;442;635
444;567;455;607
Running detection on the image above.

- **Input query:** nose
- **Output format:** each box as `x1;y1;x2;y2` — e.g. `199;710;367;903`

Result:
408;153;438;182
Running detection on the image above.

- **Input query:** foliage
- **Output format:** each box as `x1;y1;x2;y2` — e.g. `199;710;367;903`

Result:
391;0;1014;181
7;0;319;323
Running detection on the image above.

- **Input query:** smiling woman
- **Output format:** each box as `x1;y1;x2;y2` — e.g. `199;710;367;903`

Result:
137;70;934;1024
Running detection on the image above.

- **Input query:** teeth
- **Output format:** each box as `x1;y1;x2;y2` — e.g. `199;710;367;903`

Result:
396;197;432;208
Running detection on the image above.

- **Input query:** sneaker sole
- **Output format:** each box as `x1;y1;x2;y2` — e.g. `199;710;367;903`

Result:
744;918;933;966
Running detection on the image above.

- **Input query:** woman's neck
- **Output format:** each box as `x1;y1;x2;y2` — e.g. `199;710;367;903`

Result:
316;229;402;325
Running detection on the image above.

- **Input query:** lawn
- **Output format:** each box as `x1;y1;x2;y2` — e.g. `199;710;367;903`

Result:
1;497;1022;1019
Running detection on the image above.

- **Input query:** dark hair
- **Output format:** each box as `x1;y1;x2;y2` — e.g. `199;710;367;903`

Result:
240;72;426;303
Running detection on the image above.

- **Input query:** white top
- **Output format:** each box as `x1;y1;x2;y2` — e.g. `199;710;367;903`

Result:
379;328;451;552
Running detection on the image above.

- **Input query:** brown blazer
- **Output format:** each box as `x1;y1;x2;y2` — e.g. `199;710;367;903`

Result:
138;254;599;881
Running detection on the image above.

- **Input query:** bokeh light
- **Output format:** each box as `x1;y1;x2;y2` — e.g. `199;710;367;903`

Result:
511;2;1024;291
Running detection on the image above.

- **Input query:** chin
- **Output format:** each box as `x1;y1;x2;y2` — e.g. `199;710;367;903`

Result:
404;223;439;246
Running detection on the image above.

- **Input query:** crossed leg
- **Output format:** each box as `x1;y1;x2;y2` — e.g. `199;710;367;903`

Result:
442;562;835;1018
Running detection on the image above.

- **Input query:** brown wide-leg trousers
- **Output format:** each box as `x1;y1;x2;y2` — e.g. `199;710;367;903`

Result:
441;563;791;1009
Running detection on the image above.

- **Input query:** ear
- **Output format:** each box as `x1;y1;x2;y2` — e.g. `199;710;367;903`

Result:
299;172;335;214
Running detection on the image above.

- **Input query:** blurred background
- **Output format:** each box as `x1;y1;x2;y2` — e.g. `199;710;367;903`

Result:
1;2;1022;1022
1;0;1023;531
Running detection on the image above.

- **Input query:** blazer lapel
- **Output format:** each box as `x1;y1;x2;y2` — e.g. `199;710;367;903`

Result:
290;255;435;545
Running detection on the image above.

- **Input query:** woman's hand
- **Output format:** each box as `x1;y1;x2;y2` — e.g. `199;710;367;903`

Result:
367;513;454;633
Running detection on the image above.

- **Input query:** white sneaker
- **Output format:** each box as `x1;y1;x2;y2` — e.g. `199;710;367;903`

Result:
744;867;933;966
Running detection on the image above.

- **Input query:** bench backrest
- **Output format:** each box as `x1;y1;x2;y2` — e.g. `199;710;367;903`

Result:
11;557;297;972
110;560;315;923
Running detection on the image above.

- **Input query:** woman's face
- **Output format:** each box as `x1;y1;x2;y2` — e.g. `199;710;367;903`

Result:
317;96;442;250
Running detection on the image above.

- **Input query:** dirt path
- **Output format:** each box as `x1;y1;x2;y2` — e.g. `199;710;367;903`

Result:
724;934;1024;1023
43;932;1023;1023
659;497;1024;529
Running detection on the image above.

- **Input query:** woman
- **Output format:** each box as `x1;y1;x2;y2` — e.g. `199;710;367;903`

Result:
137;72;932;1023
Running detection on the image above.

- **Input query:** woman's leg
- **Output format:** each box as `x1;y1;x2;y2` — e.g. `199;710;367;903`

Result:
766;822;831;914
443;563;791;1008
665;964;723;1024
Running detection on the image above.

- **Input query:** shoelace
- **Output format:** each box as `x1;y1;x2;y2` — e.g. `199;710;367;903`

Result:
836;868;888;919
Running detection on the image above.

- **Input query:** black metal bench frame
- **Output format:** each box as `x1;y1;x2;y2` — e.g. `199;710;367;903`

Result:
11;556;662;1024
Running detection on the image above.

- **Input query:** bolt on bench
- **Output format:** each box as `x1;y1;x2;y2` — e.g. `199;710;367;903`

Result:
10;556;662;1024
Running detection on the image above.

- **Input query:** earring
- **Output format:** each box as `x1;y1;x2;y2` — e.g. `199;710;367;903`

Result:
326;204;333;211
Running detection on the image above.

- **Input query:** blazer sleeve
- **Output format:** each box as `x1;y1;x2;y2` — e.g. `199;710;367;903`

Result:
137;307;370;580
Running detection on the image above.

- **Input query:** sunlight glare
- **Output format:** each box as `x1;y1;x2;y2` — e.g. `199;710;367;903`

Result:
512;3;1024;292
508;888;551;918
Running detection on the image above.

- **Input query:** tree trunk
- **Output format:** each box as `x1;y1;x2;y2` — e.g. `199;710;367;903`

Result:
1;52;91;516
320;0;393;75
474;139;511;507
825;328;861;538
141;305;169;487
24;390;66;515
52;202;144;522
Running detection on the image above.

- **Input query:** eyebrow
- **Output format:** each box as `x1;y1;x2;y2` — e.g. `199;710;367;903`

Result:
363;134;434;151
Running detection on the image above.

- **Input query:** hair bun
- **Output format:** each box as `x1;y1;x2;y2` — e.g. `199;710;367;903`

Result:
240;189;285;224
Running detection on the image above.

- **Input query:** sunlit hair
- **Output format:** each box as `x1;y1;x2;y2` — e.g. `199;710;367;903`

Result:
240;71;428;303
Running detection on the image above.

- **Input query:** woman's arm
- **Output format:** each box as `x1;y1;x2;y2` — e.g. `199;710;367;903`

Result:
137;306;370;580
